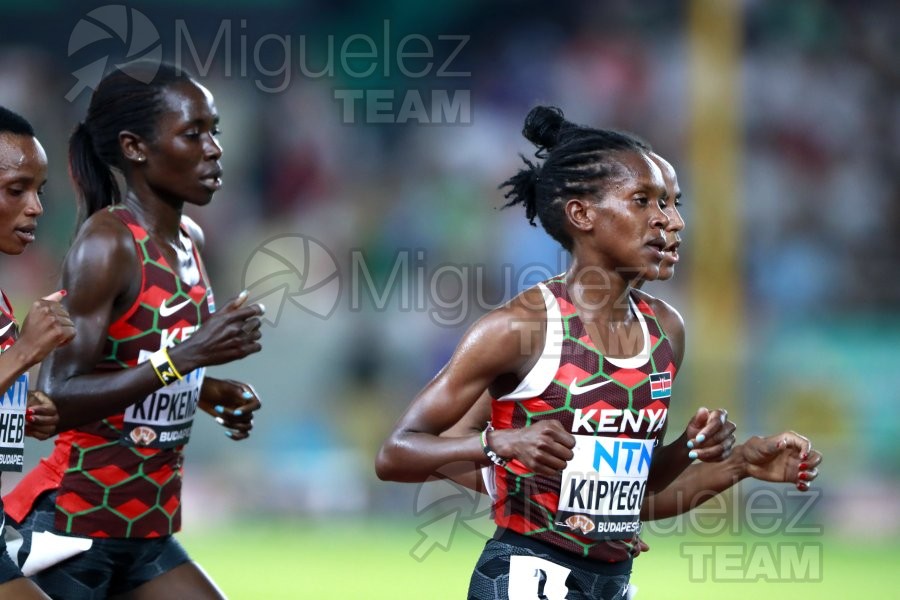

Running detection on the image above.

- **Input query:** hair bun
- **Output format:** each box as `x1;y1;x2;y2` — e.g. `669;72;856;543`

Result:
522;105;566;150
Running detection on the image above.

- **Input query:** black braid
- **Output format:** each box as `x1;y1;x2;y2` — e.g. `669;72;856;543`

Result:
501;156;540;226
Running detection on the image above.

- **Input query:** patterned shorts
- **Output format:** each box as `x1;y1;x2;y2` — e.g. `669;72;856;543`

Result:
6;492;190;600
0;525;24;585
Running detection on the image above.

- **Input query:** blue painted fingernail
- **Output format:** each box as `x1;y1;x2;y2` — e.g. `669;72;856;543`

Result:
214;405;224;414
233;409;243;416
225;431;233;438
696;434;706;443
689;451;698;460
215;417;224;425
686;440;694;449
242;391;253;399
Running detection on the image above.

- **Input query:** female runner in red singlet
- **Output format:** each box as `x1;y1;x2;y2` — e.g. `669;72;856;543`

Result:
5;64;264;600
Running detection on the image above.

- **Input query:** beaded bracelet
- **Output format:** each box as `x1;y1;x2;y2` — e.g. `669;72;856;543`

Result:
480;422;509;468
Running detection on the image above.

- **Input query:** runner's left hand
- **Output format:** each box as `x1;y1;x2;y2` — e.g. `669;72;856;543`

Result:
199;378;262;441
25;390;59;440
741;431;822;491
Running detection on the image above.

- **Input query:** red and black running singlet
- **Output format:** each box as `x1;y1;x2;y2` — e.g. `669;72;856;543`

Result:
5;206;214;538
0;292;27;472
489;276;677;562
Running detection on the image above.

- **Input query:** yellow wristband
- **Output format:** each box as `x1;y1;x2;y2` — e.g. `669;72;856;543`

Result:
149;348;183;386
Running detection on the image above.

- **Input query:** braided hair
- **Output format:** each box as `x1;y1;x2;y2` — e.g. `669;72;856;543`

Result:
501;106;649;251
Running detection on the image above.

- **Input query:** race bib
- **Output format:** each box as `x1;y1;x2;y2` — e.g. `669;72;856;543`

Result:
507;555;571;600
122;351;204;449
0;373;28;471
555;436;654;540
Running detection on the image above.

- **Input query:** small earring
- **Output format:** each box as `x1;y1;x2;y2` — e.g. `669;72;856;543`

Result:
137;155;146;162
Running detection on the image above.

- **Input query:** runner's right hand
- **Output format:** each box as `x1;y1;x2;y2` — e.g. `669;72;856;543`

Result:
491;420;576;476
169;291;263;371
15;291;76;368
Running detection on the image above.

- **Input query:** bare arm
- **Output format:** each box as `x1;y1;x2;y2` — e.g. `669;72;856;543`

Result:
0;291;76;440
39;213;262;432
441;401;821;522
642;448;746;520
0;292;73;395
376;307;531;482
443;404;822;522
642;431;823;520
37;214;151;430
377;292;576;483
438;391;493;492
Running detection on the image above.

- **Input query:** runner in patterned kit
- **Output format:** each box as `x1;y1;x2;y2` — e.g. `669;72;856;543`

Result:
0;106;75;600
3;64;263;600
377;106;737;599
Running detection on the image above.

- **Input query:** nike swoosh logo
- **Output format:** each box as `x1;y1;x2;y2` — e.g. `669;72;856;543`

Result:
568;377;614;395
0;322;12;337
159;298;192;317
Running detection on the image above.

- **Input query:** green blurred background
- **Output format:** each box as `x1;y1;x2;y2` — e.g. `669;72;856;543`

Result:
2;0;899;597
